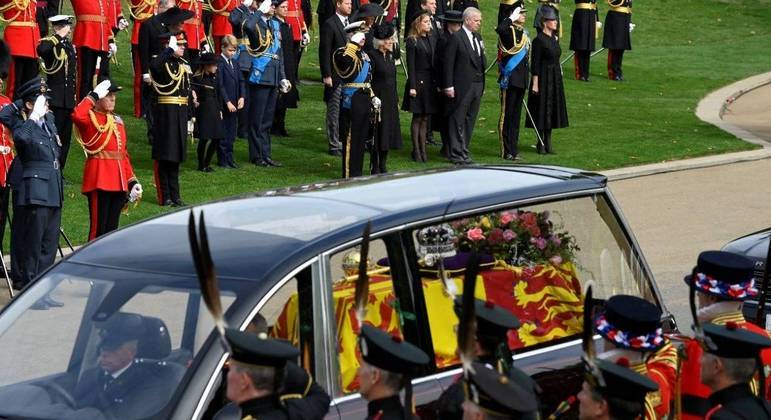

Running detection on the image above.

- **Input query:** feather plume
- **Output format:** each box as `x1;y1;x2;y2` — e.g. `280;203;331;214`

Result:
353;221;372;329
581;281;595;359
458;251;480;376
188;211;226;339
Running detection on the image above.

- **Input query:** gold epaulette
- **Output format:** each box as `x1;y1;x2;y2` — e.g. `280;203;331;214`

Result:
40;35;59;45
343;43;360;59
647;342;679;370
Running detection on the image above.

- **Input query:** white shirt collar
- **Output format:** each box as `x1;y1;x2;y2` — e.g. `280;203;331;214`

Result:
336;12;348;25
110;362;132;379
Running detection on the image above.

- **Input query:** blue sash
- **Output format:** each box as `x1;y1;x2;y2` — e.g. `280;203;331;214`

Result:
341;59;370;110
249;19;281;84
499;33;529;90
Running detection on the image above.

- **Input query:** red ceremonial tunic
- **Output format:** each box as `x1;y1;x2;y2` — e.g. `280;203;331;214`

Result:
179;0;206;50
72;0;115;52
285;0;306;41
72;96;136;193
607;343;678;420
130;0;157;45
1;0;39;58
108;0;123;30
677;311;771;420
209;0;236;37
0;95;15;187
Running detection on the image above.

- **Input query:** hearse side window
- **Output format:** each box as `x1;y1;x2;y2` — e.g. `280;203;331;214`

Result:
411;195;657;369
328;239;404;395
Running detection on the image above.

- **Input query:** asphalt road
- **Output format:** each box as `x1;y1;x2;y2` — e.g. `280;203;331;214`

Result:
609;158;771;329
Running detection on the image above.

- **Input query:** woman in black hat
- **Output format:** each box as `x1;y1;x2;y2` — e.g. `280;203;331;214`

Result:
525;5;568;154
402;11;437;163
192;52;224;173
368;24;402;174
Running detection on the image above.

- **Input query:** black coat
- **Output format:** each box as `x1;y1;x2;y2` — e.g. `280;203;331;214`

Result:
570;0;598;51
138;14;167;75
496;18;530;90
193;73;224;140
525;31;568;130
369;48;402;151
402;35;437;114
442;29;486;114
602;0;632;50
277;19;299;109
319;14;347;101
150;48;192;163
432;28;453;127
37;34;77;110
706;383;771;419
366;395;408;420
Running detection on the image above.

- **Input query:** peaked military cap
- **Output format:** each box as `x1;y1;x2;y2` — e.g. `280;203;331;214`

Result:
685;250;758;301
539;5;558;20
595;295;665;352
464;361;538;417
226;328;299;368
702;322;771;359
159;31;188;45
99;312;146;350
352;2;385;21
159;7;195;26
15;77;47;102
586;357;658;403
372;23;395;40
358;324;429;374
48;15;74;25
454;298;520;340
438;10;463;23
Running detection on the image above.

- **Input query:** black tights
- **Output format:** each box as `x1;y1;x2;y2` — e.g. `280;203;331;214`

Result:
197;138;220;170
410;114;429;162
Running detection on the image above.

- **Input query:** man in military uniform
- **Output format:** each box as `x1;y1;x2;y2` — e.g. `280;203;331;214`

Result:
129;0;159;118
210;0;238;52
230;0;259;138
496;3;528;161
243;0;290;167
569;0;598;81
356;324;430;419
700;323;771;419
178;0;208;59
150;31;192;207
72;79;143;240
593;295;678;419
461;361;538;419
71;0;122;99
0;40;14;252
602;0;631;81
1;0;40;98
577;357;660;420
333;25;379;178
0;78;63;300
676;250;771;419
37;15;77;172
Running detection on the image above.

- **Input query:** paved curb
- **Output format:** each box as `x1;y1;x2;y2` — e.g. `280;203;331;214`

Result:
695;71;771;147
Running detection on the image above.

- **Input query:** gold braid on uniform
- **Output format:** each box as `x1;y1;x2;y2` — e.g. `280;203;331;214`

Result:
152;61;190;95
76;111;117;155
246;24;272;56
607;0;625;7
39;37;68;75
499;25;529;55
333;44;362;79
129;0;156;21
206;0;234;14
0;0;30;22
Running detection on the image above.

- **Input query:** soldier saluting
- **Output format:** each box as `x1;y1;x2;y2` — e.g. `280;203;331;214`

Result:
37;15;77;173
496;2;529;161
150;30;193;207
333;22;381;178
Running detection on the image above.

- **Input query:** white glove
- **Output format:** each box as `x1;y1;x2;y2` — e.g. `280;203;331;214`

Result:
129;183;143;202
258;0;271;13
187;119;195;135
142;73;152;83
168;35;178;51
0;145;11;154
629;23;636;32
301;31;310;46
93;79;111;99
351;31;366;45
371;96;381;110
243;0;253;6
108;42;118;57
118;17;129;30
29;95;48;121
279;79;291;93
509;6;521;22
202;43;212;53
596;21;602;29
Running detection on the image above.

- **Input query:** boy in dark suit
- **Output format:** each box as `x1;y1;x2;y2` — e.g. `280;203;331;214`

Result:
217;35;245;169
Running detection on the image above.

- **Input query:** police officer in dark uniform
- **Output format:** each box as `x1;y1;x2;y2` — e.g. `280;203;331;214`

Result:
496;2;529;161
333;25;379;179
37;14;77;172
462;361;539;419
602;0;631;81
569;0;598;81
436;298;541;420
357;324;430;419
0;78;63;300
150;31;192;207
699;323;771;419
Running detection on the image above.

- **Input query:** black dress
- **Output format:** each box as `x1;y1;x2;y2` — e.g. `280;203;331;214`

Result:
525;32;569;130
193;73;225;140
402;35;437;115
370;48;403;152
277;19;299;109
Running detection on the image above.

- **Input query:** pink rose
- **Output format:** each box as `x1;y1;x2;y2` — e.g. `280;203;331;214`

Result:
500;212;514;225
521;212;537;228
535;238;548;250
502;229;517;241
467;228;485;241
549;255;563;266
551;236;562;246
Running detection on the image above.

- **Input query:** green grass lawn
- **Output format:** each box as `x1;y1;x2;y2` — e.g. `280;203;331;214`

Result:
8;0;771;244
